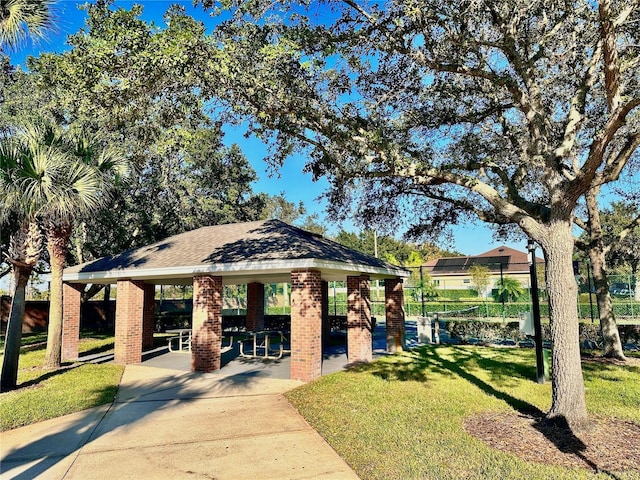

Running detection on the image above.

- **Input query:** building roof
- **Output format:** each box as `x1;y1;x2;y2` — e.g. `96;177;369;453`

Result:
424;245;541;276
63;219;409;285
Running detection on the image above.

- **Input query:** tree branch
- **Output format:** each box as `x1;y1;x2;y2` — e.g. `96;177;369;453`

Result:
581;98;640;184
553;41;602;164
599;0;621;112
601;132;640;183
616;213;640;245
0;265;11;280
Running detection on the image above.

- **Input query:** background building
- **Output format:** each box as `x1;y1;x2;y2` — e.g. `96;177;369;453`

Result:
423;246;542;295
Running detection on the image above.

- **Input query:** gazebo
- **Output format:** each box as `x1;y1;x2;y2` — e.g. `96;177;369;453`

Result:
62;220;409;382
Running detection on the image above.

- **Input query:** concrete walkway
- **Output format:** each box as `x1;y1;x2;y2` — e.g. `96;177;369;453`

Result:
1;364;361;480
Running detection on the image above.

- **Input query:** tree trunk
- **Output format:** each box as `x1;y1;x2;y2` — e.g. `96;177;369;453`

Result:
1;267;31;392
541;221;589;432
589;248;625;359
103;284;111;332
44;223;72;369
584;188;625;359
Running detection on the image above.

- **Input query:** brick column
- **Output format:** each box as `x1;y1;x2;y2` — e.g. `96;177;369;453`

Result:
191;275;223;372
62;282;84;361
321;281;330;346
290;269;322;382
115;280;146;364
347;275;372;363
246;282;265;331
385;277;405;353
142;284;156;351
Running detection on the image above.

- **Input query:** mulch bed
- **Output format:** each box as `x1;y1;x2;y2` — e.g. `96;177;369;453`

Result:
464;412;640;474
464;355;640;474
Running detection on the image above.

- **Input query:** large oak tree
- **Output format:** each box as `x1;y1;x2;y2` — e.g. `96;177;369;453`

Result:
200;0;640;430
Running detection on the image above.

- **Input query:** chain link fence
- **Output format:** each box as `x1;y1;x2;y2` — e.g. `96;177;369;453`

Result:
397;266;638;323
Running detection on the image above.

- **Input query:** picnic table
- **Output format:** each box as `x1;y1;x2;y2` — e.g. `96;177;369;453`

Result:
238;330;289;360
166;329;234;353
167;329;192;352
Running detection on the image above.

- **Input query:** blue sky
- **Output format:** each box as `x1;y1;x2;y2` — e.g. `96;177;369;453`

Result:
7;0;524;256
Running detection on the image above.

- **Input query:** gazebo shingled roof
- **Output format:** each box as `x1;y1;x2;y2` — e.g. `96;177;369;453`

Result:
63;219;409;285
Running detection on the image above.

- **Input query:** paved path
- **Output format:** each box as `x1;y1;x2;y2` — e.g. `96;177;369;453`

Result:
1;365;360;480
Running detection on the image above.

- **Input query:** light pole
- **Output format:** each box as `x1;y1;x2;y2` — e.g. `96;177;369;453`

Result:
419;265;425;318
528;239;546;384
499;261;505;322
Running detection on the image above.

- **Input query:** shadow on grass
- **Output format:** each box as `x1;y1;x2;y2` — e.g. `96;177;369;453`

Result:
79;342;115;358
348;345;543;417
430;346;544;417
349;344;628;476
18;360;97;389
581;358;640;377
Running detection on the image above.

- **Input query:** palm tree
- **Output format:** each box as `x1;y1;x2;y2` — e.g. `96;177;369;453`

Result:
0;0;54;51
495;277;524;303
1;122;126;379
1;135;46;391
35;125;126;369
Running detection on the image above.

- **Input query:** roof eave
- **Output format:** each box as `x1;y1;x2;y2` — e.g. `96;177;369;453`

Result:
63;258;410;284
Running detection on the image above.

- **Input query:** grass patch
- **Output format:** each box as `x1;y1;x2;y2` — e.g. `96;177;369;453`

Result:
286;346;640;480
0;334;123;431
0;331;49;350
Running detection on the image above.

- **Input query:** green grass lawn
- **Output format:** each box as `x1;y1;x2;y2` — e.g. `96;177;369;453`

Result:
0;334;124;431
286;346;640;480
2;334;639;479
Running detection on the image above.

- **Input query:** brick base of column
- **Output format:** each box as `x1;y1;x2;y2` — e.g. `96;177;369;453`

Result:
290;270;322;382
385;278;405;353
347;275;372;363
62;283;84;361
115;280;146;365
191;275;223;372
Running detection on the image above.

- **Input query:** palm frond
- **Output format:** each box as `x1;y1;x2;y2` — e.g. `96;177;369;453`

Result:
2;119;126;227
0;0;55;51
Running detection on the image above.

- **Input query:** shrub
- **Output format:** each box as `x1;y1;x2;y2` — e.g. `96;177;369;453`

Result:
437;289;478;300
445;320;528;344
443;319;638;350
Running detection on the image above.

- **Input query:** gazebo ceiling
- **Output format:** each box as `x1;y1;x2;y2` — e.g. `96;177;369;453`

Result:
63;219;410;285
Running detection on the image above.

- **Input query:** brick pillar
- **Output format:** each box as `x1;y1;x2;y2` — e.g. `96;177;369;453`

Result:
290;269;322;382
321;281;330;347
385;277;405;353
191;275;223;372
115;280;146;364
62;282;84;361
347;275;372;363
142;284;156;351
246;282;265;331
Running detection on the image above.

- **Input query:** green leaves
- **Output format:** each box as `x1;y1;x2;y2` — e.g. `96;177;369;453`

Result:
1;3;266;263
207;0;639;242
